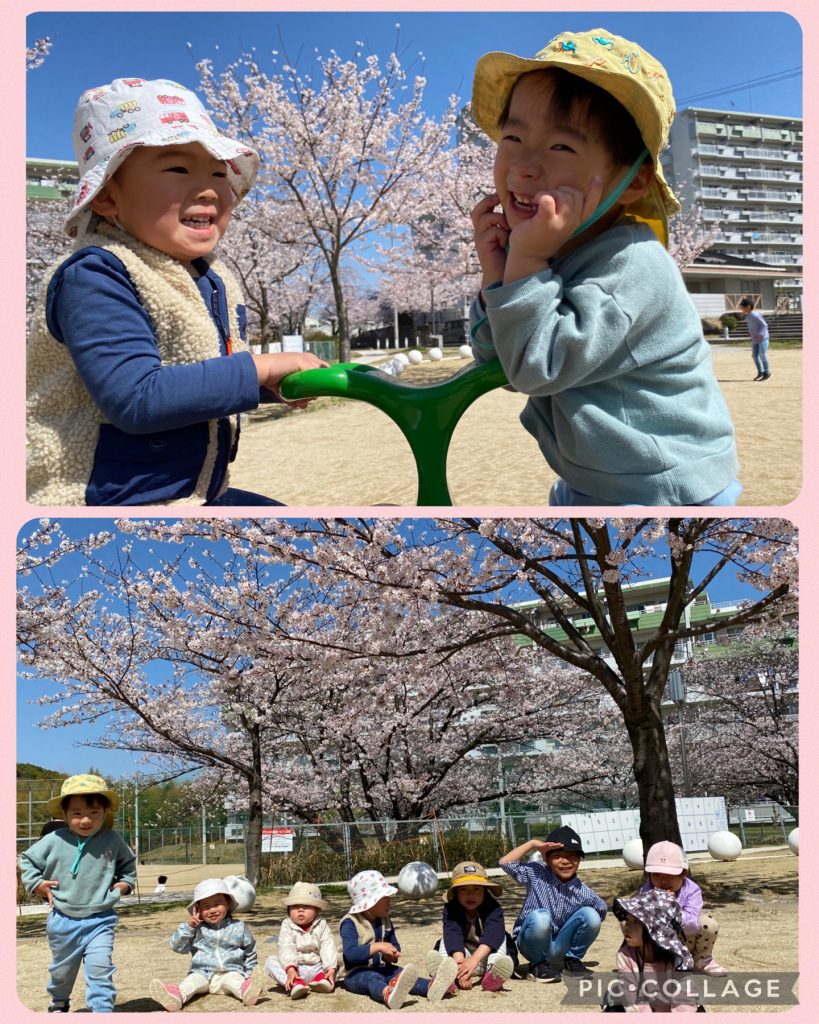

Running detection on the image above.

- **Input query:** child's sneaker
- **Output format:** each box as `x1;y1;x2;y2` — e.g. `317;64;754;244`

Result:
240;974;263;1006
427;955;458;1001
149;979;183;1011
384;965;418;1009
481;953;515;992
426;949;446;977
290;978;310;1000
695;957;727;976
308;971;334;993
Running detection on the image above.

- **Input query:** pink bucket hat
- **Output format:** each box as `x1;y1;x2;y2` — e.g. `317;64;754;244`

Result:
65;77;260;238
347;870;398;915
645;841;688;874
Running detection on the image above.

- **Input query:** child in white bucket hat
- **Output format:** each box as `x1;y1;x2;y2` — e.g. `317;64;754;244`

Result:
27;76;327;507
340;869;458;1008
18;774;136;1013
468;28;740;507
149;876;263;1010
264;881;339;999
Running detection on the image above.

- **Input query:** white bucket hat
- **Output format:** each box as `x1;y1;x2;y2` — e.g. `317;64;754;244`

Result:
347;870;397;915
187;877;239;915
65;77;260;238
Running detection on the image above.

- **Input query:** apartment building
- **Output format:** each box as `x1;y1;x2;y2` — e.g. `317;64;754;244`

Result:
663;107;803;311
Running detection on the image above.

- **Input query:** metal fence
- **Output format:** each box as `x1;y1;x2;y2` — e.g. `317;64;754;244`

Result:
17;798;798;885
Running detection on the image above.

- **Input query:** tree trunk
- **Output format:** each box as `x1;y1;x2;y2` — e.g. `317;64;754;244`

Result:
625;703;683;853
331;266;350;363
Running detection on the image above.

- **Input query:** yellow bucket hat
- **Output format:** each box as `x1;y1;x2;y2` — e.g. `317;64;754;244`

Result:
472;28;680;247
47;773;119;830
444;861;504;902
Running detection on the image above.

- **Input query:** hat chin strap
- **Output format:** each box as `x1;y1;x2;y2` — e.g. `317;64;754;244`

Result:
572;147;649;237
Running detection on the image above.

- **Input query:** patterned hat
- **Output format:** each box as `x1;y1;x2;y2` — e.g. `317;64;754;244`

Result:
472;28;680;247
282;881;327;911
187;877;239;915
65;77;260;238
445;861;504;902
347;870;398;915
47;773;119;830
613;890;694;969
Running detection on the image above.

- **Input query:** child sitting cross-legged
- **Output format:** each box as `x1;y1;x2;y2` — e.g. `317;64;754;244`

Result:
427;860;518;993
264;881;338;999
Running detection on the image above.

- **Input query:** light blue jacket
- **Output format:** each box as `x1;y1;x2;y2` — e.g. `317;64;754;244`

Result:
169;917;257;978
470;219;739;504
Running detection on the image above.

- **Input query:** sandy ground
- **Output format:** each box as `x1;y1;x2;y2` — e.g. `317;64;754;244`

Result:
227;347;801;508
16;850;797;1014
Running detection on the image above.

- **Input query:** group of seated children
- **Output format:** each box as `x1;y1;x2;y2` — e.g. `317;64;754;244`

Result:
19;777;726;1013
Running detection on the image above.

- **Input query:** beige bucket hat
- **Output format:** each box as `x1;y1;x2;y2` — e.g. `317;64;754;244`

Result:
444;861;504;902
282;881;328;911
47;773;119;830
472;28;680;247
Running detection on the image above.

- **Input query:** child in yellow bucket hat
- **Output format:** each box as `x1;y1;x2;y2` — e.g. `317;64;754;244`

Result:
469;28;741;507
18;774;136;1012
426;861;518;993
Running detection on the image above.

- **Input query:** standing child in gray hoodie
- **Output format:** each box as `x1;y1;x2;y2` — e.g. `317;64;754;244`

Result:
18;774;137;1013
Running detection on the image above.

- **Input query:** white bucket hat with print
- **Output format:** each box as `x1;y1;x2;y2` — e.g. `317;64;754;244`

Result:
65;77;260;238
347;870;398;915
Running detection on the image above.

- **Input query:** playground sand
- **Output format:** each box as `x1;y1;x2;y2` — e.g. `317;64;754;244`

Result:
227;346;801;508
16;850;797;1013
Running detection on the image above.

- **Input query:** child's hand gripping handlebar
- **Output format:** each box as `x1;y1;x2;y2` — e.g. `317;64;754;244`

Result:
278;359;508;505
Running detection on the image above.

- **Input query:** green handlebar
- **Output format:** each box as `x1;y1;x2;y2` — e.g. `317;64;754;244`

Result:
279;359;509;505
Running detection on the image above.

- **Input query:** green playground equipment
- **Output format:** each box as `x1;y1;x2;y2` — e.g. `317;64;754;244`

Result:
279;358;509;505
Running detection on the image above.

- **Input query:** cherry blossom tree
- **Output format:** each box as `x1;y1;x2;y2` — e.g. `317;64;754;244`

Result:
26;199;73;326
26;37;52;71
18;519;621;879
195;40;458;362
676;629;798;805
226;517;796;851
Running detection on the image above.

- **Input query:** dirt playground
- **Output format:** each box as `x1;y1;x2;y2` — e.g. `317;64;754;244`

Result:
16;849;798;1014
227;346;801;508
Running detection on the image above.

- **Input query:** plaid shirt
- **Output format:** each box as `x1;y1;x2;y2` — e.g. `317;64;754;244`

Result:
501;859;607;935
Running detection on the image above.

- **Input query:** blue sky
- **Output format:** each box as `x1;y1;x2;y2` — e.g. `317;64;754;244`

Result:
17;517;779;778
27;11;803;160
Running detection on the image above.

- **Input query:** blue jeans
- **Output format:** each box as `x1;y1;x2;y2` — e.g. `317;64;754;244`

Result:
46;909;117;1012
207;487;284;506
752;339;770;374
343;965;429;1003
516;907;602;967
549;478;743;506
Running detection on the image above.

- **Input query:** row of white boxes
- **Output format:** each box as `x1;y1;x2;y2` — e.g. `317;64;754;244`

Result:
561;797;728;855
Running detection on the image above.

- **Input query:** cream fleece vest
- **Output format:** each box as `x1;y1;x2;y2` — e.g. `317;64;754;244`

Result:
340;912;394;958
26;224;247;505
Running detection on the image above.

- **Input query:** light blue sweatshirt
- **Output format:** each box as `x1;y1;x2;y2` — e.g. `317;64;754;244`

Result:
18;827;136;918
470;219;739;505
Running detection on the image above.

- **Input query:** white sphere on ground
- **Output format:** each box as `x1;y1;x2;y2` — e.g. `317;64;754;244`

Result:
528;850;544;864
622;838;645;870
787;827;798;855
407;350;423;365
396;861;439;899
428;347;443;361
458;344;473;358
223;874;256;912
395;352;410;367
707;830;742;861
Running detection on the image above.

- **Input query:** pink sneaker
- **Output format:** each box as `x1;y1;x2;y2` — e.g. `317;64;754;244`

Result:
695;958;727;976
240;974;263;1006
480;971;505;992
149;979;183;1012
